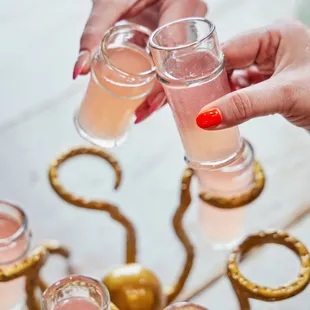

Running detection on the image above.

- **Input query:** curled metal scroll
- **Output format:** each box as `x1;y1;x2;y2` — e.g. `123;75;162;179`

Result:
227;230;310;309
199;160;265;209
165;168;195;304
48;146;137;263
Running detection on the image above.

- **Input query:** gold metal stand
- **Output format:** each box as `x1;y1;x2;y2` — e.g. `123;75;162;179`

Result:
0;241;71;310
227;230;310;309
48;147;196;310
47;145;310;310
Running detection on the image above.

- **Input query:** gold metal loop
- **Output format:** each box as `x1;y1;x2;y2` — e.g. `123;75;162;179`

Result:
48;146;137;263
165;168;195;304
199;160;265;209
227;230;310;309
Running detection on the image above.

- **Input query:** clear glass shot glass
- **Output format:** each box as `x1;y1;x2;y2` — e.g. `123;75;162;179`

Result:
0;200;31;310
164;302;208;310
196;142;255;249
41;275;111;310
149;17;243;169
75;23;156;148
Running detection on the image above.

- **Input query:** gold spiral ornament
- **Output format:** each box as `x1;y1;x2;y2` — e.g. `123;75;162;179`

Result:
227;230;310;309
48;146;137;263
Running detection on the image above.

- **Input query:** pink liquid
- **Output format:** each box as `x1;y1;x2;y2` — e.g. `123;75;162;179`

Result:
196;156;254;247
0;212;28;310
78;46;154;145
163;52;241;165
54;297;100;310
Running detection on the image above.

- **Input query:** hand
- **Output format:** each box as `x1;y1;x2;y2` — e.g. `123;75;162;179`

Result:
196;20;310;132
73;0;207;123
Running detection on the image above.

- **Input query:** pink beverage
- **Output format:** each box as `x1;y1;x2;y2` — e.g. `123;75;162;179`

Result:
0;201;30;310
196;147;254;248
149;18;242;169
55;297;100;310
75;23;156;148
164;302;208;310
42;275;111;310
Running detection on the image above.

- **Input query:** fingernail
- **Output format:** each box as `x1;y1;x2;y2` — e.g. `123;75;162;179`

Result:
196;108;222;129
149;92;166;113
73;51;89;79
134;112;148;124
236;76;250;88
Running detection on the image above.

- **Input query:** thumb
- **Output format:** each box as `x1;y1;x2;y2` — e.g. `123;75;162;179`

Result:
196;79;289;129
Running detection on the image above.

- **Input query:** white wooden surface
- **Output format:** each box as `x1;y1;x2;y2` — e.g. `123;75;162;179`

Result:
1;0;310;308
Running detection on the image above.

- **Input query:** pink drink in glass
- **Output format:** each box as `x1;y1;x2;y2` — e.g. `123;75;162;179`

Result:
75;23;156;148
42;275;110;310
0;202;30;310
54;297;100;310
149;18;242;169
196;147;254;248
163;52;241;165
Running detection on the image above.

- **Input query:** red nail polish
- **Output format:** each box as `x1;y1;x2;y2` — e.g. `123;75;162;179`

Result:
196;108;222;129
72;51;89;79
73;65;84;80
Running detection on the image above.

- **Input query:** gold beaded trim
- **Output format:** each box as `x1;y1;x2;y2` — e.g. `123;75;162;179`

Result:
0;241;72;310
199;160;265;209
227;230;310;308
48;146;137;263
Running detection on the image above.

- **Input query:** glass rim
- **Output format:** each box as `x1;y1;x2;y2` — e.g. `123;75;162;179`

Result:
0;200;28;247
149;17;215;51
100;22;156;78
41;275;111;309
164;302;208;309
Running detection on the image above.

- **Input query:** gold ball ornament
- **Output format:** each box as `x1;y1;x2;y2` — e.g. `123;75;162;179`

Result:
103;263;164;310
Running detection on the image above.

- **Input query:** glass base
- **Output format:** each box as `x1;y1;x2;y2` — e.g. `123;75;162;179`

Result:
74;112;128;149
184;139;248;170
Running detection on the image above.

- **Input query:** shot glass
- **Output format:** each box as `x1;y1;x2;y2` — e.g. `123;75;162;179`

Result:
75;23;156;148
149;17;243;169
41;275;111;310
0;200;31;310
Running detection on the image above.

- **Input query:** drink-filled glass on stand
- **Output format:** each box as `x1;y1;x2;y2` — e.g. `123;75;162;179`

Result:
75;23;156;148
149;18;256;248
41;275;111;310
0;201;31;310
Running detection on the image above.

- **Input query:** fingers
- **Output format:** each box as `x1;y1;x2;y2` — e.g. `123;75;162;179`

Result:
74;0;126;78
196;78;289;129
159;0;207;26
135;81;166;124
222;26;281;74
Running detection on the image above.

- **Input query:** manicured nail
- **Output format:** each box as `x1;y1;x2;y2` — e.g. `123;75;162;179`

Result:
73;51;89;79
148;92;166;113
196;108;222;129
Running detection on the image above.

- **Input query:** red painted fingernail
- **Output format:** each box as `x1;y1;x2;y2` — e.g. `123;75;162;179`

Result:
149;92;166;113
196;108;222;129
73;51;89;79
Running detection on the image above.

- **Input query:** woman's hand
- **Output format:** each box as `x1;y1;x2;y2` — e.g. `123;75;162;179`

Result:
73;0;207;124
196;20;310;132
